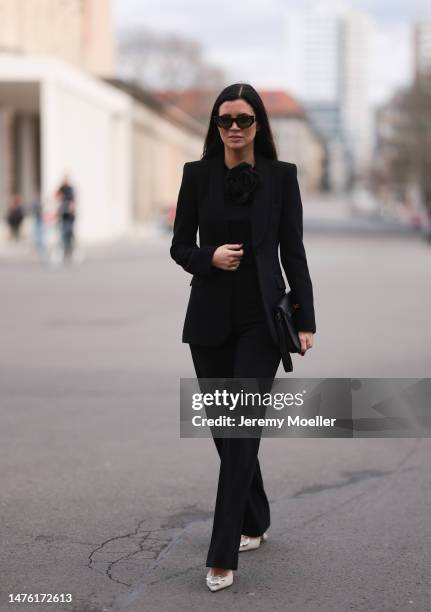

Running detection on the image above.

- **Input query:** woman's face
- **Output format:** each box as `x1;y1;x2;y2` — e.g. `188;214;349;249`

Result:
216;99;259;152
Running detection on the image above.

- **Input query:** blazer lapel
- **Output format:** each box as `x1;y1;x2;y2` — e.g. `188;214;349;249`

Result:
207;152;272;248
251;153;272;248
207;155;229;246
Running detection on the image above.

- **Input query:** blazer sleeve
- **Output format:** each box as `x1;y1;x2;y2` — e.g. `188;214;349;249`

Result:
170;162;218;276
279;163;316;333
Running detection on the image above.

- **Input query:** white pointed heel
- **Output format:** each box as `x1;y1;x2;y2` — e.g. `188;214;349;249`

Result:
206;569;234;592
239;531;268;552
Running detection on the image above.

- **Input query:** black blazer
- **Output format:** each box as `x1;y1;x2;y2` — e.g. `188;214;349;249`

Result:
170;152;316;346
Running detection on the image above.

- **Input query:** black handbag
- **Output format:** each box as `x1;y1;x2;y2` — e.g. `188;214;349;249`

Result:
274;290;302;372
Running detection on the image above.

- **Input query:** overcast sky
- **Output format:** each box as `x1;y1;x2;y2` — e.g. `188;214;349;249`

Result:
113;0;431;105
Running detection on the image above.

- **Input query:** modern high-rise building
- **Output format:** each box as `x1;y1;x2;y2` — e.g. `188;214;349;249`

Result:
283;4;372;186
339;10;373;174
0;0;116;77
283;6;340;104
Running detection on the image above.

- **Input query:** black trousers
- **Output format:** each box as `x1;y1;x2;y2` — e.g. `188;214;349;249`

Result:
189;260;281;570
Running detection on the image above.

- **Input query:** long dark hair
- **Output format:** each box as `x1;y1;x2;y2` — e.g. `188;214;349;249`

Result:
201;83;278;160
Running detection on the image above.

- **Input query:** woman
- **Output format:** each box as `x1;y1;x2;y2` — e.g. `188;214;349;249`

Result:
55;175;76;260
6;194;25;240
170;83;316;592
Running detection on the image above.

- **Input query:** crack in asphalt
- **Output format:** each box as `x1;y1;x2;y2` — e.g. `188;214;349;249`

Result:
86;507;211;611
280;438;423;530
87;522;181;587
291;468;393;497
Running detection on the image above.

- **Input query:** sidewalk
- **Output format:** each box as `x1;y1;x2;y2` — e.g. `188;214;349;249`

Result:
0;222;169;264
303;194;421;235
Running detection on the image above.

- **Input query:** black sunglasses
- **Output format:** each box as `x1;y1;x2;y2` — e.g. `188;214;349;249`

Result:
214;114;256;129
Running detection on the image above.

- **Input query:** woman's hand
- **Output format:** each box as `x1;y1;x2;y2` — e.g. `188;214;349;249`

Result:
212;243;244;271
298;331;314;356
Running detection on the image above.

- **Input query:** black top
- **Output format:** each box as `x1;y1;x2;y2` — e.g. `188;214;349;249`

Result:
223;162;260;267
58;183;76;219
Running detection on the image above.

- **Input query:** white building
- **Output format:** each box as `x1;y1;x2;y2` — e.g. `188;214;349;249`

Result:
283;4;372;184
0;54;132;244
0;53;205;246
339;10;373;175
283;5;340;104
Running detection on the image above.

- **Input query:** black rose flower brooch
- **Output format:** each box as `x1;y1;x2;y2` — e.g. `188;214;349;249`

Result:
224;162;260;205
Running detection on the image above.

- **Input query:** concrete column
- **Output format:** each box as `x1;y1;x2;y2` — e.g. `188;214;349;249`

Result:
16;114;39;205
0;106;14;216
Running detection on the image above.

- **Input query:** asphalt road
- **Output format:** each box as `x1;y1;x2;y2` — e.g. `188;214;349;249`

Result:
1;228;430;612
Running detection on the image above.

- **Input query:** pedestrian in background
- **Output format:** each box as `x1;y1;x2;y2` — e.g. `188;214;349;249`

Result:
55;174;76;261
5;193;25;240
31;192;45;253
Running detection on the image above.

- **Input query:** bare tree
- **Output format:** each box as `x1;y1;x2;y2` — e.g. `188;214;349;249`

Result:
117;26;226;91
388;75;431;229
